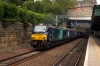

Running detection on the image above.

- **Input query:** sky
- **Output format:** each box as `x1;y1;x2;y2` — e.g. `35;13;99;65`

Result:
97;0;100;4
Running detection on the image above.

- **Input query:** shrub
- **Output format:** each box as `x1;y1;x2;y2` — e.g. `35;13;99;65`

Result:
18;8;46;26
6;3;18;19
1;2;18;19
27;11;35;24
18;8;29;28
0;1;54;28
0;1;4;19
33;12;45;24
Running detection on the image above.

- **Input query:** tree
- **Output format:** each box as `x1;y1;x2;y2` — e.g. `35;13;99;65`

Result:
44;13;56;25
45;3;65;15
34;1;45;13
66;0;76;8
22;1;35;11
1;0;34;6
56;0;76;11
22;1;45;14
42;0;66;15
5;0;22;6
42;0;51;3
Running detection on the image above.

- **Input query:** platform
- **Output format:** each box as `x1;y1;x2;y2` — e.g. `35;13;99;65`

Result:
84;36;100;66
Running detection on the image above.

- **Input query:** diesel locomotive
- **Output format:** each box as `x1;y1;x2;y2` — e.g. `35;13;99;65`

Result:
30;23;83;49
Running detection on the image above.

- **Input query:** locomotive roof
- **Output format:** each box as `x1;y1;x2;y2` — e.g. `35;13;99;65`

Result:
36;23;57;28
35;23;80;32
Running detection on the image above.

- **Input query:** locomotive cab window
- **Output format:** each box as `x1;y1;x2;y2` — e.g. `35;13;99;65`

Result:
34;25;47;32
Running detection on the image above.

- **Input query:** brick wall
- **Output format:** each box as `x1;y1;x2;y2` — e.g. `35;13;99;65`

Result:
0;22;32;47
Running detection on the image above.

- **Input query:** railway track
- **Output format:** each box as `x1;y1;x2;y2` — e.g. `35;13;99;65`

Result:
0;38;87;66
0;50;42;66
53;38;87;66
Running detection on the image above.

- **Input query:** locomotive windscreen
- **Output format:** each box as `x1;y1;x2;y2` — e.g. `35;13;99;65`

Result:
34;25;47;32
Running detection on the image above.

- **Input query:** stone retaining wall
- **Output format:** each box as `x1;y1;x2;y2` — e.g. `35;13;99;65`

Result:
0;22;32;48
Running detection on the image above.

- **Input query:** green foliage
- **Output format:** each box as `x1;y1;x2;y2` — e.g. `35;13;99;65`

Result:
22;1;45;14
18;8;29;28
56;0;76;9
6;19;19;22
1;18;19;27
42;0;53;13
0;1;57;27
34;1;45;13
0;2;18;19
42;0;51;3
28;11;45;24
18;8;46;27
6;4;18;19
66;0;76;8
46;3;65;15
42;0;67;15
0;1;20;27
35;13;45;23
6;0;22;6
22;1;35;12
44;14;56;25
27;11;35;24
0;1;4;19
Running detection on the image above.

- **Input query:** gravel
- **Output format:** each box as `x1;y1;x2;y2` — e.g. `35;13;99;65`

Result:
17;38;83;66
0;43;33;61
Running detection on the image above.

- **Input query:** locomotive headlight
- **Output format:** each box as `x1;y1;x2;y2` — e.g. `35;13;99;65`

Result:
43;37;47;40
